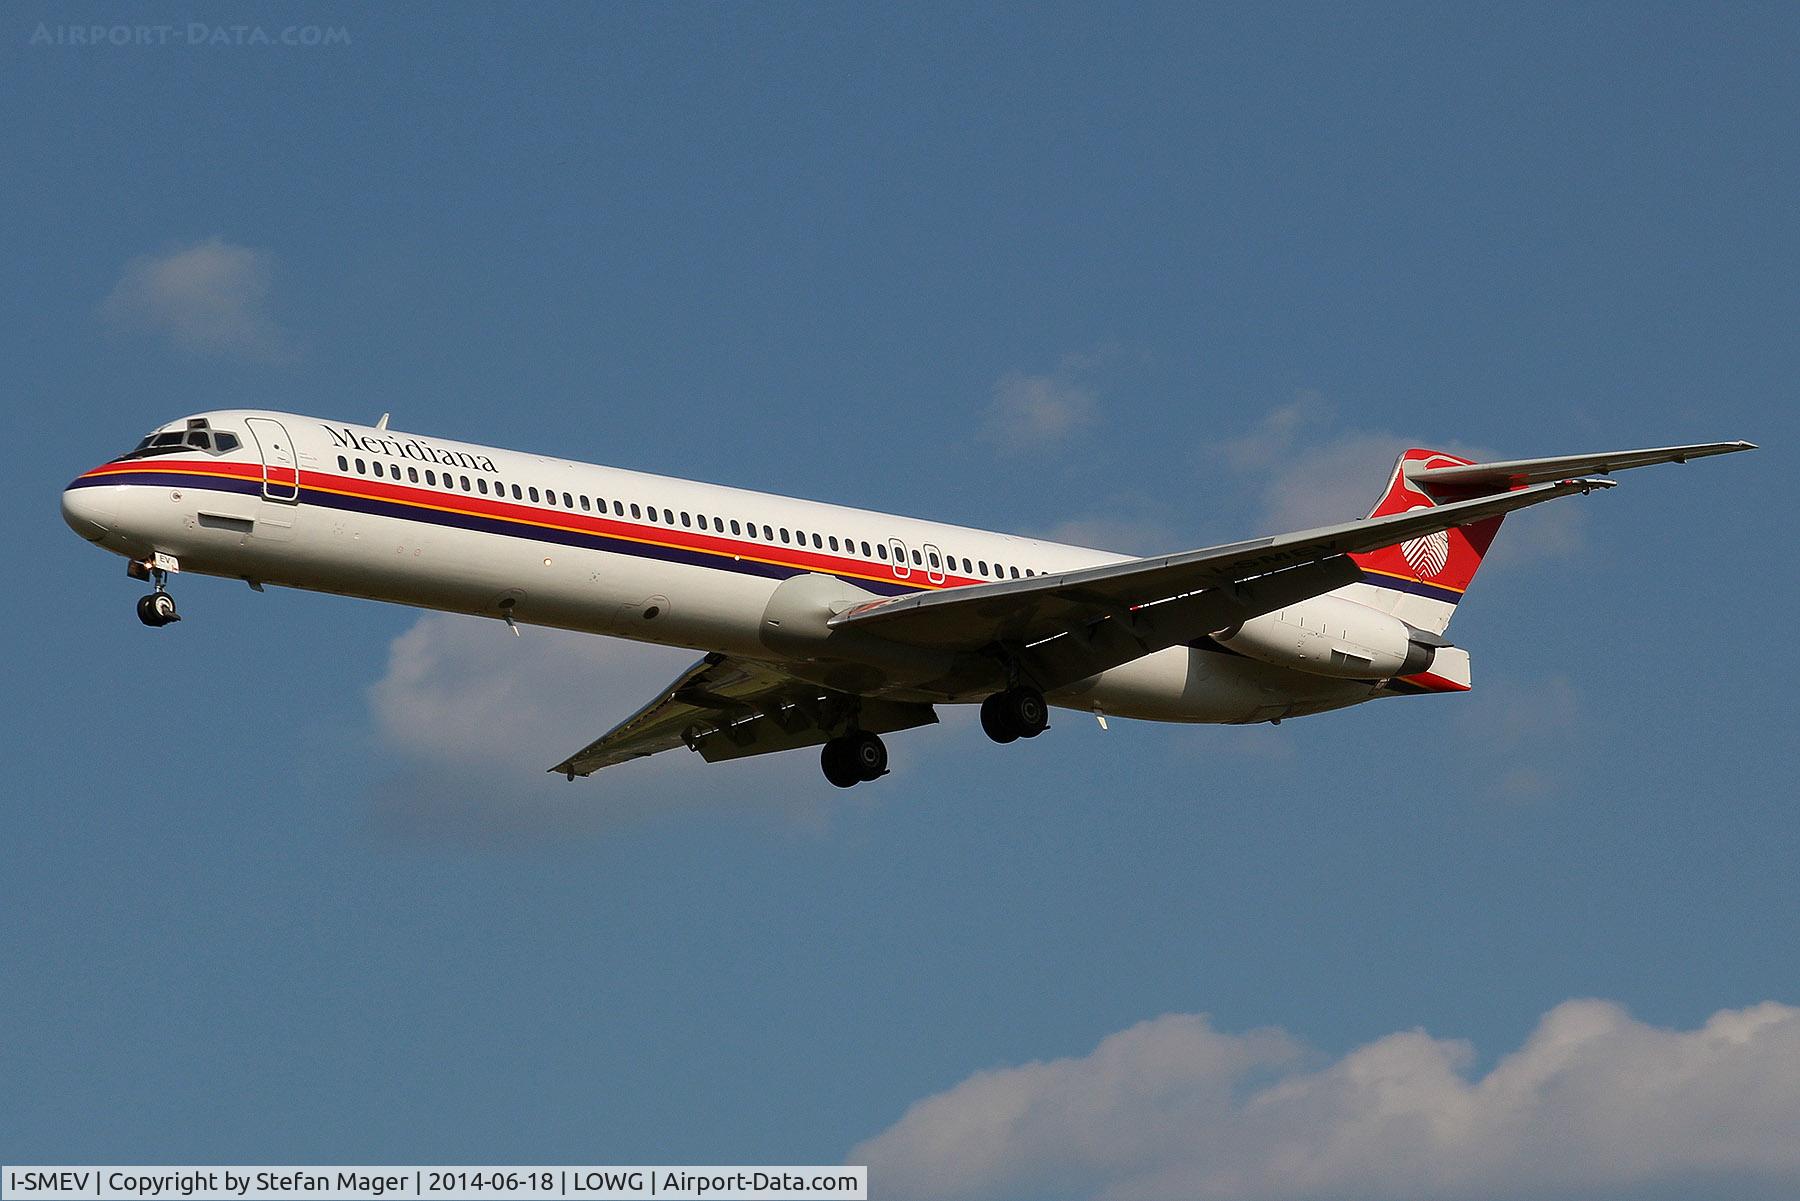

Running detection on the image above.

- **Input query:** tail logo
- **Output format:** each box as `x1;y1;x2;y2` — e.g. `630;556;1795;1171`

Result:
1401;530;1451;578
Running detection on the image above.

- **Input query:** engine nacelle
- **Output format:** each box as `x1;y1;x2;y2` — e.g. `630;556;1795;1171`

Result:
758;572;959;687
1212;595;1437;680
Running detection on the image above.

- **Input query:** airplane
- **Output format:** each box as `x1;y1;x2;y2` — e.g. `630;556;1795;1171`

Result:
61;411;1753;787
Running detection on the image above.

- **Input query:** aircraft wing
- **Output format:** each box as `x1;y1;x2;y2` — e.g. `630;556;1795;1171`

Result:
828;477;1611;653
549;653;937;778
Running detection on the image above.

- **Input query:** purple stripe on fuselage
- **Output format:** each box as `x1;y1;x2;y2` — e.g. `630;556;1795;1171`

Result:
84;471;924;598
1356;571;1464;605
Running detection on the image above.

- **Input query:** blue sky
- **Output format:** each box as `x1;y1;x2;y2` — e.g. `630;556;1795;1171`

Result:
4;5;1798;1198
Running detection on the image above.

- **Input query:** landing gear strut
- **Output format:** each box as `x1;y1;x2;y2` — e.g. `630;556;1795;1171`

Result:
981;685;1048;743
136;565;180;628
821;730;888;788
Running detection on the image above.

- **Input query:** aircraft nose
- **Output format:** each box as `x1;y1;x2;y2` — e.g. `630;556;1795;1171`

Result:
61;482;117;541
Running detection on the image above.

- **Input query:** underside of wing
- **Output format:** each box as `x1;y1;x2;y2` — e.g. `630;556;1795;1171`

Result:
549;653;937;778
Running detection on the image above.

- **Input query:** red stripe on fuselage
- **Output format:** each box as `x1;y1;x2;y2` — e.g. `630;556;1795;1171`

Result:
83;459;985;592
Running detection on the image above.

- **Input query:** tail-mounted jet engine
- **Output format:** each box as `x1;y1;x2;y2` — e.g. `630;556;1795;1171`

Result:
1212;595;1439;680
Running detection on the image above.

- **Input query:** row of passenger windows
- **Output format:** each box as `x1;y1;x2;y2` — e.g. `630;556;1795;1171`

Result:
335;454;1043;581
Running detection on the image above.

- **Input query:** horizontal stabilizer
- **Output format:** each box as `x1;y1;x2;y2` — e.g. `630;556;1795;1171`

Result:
1409;441;1755;493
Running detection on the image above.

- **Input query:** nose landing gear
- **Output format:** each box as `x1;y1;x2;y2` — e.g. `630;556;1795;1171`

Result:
136;591;180;627
134;561;181;627
821;730;888;788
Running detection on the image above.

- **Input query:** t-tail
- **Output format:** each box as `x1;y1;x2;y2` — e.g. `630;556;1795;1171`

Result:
1341;440;1757;639
1343;449;1498;637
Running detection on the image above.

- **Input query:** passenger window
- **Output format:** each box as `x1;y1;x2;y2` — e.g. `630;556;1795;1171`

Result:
763;525;774;541
829;536;839;551
877;543;888;560
426;470;437;486
645;505;657;522
563;492;573;507
631;503;641;519
713;517;724;532
962;558;972;573
613;501;624;516
861;541;872;557
928;551;940;569
512;485;523;500
813;533;823;548
1010;566;1020;578
911;549;922;566
529;487;540;503
730;519;741;535
477;479;489;494
408;467;419;483
779;529;791;544
337;455;348;471
460;475;471;491
979;561;988;575
681;512;692;528
579;495;590;512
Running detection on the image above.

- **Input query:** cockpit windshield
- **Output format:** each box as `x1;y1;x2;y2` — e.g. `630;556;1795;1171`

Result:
116;420;240;461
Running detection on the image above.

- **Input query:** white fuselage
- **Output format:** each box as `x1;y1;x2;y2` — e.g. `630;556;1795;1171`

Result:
63;410;1397;725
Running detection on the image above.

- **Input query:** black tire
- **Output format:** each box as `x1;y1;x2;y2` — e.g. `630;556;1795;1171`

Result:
821;739;861;788
137;593;177;627
849;731;888;781
980;693;1019;744
1009;686;1048;738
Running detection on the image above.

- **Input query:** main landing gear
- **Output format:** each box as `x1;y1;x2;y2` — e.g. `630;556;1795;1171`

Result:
133;562;180;628
821;730;888;788
980;685;1049;743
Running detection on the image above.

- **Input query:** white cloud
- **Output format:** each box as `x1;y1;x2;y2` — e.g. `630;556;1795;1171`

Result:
852;999;1800;1201
101;237;297;360
982;363;1100;452
1043;514;1175;556
365;613;845;842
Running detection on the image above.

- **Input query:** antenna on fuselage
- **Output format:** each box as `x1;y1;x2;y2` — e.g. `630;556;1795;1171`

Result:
375;412;391;430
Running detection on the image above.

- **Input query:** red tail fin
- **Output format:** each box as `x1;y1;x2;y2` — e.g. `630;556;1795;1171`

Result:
1347;449;1506;631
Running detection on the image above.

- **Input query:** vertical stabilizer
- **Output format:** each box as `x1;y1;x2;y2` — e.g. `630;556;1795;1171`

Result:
1337;449;1505;635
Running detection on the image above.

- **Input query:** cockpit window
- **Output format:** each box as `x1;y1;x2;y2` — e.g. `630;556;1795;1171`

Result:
116;425;244;461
